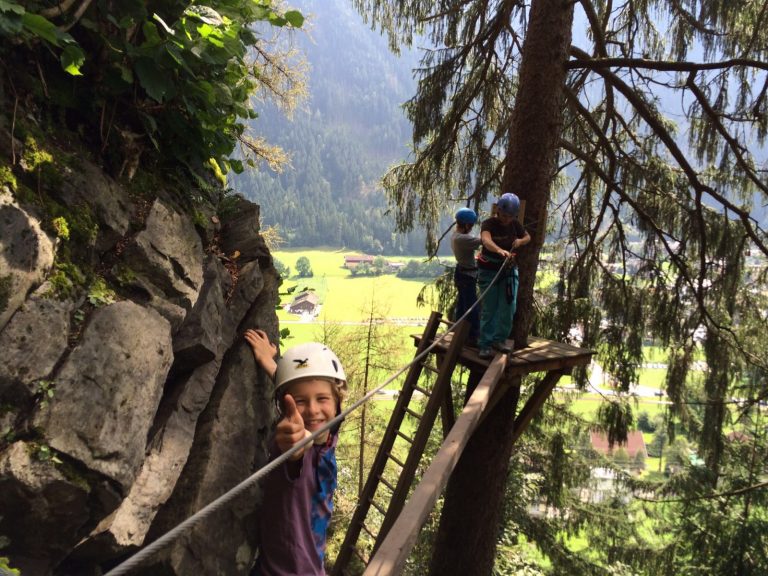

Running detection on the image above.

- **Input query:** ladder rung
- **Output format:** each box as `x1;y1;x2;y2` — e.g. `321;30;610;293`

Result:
361;522;376;539
405;407;422;420
378;474;396;493
388;452;405;468
353;547;368;563
396;430;414;444
420;362;439;374
413;384;431;396
370;499;387;515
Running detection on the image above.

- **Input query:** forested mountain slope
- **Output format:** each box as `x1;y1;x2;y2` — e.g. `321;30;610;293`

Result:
232;0;430;254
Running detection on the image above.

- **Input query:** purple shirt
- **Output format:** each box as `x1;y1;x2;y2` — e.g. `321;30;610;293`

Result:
256;433;338;576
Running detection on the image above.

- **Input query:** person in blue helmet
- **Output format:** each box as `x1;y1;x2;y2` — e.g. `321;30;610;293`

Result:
451;207;482;345
476;193;531;359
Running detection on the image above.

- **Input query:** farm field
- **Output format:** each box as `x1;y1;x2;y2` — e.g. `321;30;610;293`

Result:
269;248;691;476
273;248;437;322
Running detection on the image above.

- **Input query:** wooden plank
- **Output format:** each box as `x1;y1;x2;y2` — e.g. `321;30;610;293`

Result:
363;353;509;576
411;333;593;377
510;369;566;444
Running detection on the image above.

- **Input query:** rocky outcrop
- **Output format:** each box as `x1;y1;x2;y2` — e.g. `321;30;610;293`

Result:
33;301;173;490
0;134;281;576
0;190;56;331
0;282;74;403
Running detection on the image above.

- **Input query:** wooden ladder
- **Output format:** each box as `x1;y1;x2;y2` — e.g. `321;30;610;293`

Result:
331;311;469;576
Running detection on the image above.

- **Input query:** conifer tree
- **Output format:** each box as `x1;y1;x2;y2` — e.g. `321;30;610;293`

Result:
352;0;768;573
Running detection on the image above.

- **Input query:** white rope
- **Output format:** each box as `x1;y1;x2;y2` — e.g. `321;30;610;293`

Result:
105;257;514;576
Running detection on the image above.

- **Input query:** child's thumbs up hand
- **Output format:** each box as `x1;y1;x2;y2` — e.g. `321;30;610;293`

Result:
276;394;309;460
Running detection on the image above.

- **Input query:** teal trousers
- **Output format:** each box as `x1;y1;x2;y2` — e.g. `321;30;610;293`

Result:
477;266;519;349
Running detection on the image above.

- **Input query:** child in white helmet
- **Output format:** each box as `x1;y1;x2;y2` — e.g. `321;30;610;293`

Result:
245;329;347;576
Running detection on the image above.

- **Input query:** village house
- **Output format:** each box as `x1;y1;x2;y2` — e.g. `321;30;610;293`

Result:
287;291;320;315
589;430;648;460
343;254;375;269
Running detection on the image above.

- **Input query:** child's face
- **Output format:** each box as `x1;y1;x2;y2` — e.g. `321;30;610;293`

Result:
286;378;337;444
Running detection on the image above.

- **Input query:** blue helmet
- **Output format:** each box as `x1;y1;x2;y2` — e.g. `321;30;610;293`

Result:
455;207;477;225
497;193;520;216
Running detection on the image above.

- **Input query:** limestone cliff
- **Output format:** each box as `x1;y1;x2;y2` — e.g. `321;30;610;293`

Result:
0;118;281;575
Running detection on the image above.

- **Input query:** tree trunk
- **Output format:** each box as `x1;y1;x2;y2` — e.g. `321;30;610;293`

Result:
507;0;574;347
429;0;573;573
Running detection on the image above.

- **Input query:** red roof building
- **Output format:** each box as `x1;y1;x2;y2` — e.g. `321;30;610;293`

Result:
589;430;647;459
343;254;375;269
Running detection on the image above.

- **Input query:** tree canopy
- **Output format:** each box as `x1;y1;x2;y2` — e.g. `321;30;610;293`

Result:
0;0;305;178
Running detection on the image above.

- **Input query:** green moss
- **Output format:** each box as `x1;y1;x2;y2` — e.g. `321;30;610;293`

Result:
192;209;207;228
0;556;20;575
46;262;86;300
21;135;63;189
113;264;137;287
0;165;16;192
22;135;53;172
65;204;98;245
57;460;91;492
52;216;70;240
11;181;38;206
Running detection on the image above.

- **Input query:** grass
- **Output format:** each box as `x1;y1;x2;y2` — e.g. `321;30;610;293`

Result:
274;248;437;322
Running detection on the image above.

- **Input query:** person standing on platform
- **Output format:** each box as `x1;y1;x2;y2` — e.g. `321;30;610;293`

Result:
450;207;482;346
476;193;531;359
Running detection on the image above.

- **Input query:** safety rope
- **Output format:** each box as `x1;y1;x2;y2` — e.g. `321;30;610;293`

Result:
104;255;515;576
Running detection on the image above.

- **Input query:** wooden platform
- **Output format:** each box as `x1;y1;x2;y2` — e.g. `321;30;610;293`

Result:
413;333;593;376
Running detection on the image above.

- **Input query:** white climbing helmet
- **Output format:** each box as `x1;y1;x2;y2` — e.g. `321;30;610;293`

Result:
275;342;347;394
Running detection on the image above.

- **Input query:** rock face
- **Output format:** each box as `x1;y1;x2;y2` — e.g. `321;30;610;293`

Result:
0;189;56;331
0;137;281;576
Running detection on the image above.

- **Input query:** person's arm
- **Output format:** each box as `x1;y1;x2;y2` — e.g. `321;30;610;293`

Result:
481;230;513;260
512;229;531;250
244;328;278;377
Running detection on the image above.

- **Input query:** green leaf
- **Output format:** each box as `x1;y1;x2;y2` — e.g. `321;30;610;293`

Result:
0;0;25;15
0;13;24;36
61;44;85;76
196;22;215;39
141;20;162;48
118;64;133;84
185;5;224;26
135;58;175;102
229;158;244;173
284;10;304;28
22;13;59;45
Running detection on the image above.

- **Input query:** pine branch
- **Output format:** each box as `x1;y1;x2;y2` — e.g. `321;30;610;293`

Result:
567;54;768;73
685;71;768;197
638;480;768;503
572;47;768;258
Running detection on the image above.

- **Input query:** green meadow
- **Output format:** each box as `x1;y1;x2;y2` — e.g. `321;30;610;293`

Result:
273;248;437;323
270;249;685;451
